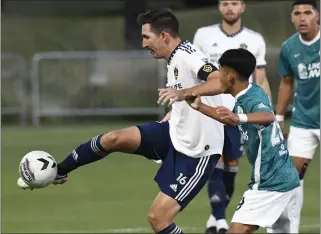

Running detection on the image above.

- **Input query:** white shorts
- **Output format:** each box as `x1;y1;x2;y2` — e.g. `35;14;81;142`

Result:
287;126;320;159
231;188;300;233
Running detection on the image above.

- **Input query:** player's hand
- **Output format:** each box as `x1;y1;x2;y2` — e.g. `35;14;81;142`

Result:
158;88;184;106
188;93;202;110
277;120;288;140
215;106;239;126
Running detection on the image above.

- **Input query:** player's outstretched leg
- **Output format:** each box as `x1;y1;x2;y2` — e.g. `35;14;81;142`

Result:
148;192;183;233
56;126;142;178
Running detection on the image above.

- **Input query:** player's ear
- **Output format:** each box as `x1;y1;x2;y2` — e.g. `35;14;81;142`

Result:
161;31;171;44
227;73;235;87
241;1;246;13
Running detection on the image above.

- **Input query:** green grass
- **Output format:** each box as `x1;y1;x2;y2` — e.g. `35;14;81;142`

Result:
2;121;320;233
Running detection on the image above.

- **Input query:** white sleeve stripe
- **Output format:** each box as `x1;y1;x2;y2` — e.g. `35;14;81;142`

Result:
175;156;210;201
91;135;105;157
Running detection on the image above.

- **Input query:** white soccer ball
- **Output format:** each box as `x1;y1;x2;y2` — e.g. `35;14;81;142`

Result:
19;151;57;188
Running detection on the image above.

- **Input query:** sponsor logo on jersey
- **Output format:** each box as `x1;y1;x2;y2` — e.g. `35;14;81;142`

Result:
174;66;179;80
298;62;320;79
278;144;288;156
168;83;183;90
239;43;248;50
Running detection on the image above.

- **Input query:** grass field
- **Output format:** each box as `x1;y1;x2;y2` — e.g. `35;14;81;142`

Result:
2;120;320;233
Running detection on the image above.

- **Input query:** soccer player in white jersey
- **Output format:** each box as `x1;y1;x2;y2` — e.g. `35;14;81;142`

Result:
193;1;272;232
158;49;300;234
18;9;228;234
276;0;320;230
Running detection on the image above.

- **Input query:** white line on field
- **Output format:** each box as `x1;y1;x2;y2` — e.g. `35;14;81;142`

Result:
54;224;319;233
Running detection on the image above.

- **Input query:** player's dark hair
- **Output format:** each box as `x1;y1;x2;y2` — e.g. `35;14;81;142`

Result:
292;0;318;10
219;49;256;81
137;9;179;37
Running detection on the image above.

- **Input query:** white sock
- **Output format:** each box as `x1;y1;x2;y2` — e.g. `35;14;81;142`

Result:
216;219;228;231
206;214;216;228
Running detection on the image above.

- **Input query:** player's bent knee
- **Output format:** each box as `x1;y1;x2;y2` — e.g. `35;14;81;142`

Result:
147;210;171;232
100;127;141;153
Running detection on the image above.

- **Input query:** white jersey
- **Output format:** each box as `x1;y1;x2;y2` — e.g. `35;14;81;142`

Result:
167;40;224;158
193;24;267;110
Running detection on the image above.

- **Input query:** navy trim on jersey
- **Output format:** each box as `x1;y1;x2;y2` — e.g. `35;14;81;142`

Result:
256;65;266;69
168;40;196;65
219;24;244;37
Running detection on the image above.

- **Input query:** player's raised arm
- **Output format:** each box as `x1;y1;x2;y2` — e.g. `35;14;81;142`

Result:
190;94;275;127
158;55;223;106
189;94;236;126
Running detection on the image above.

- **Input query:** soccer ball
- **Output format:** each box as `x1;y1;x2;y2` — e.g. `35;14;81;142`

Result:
19;151;57;188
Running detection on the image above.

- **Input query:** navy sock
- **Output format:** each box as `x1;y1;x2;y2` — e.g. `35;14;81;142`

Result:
58;135;109;175
157;223;183;234
208;162;226;220
223;166;238;207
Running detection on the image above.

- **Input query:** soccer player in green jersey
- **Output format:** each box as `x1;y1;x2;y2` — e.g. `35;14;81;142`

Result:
276;0;320;228
158;48;300;233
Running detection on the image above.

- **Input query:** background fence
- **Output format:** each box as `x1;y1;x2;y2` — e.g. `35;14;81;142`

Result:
30;51;166;125
2;47;282;126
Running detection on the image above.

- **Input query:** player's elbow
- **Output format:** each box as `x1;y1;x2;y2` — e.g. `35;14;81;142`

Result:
280;77;294;88
266;113;275;124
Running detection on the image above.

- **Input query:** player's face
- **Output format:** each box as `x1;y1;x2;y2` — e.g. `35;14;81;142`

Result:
291;4;320;35
218;66;235;93
141;24;167;59
219;0;245;25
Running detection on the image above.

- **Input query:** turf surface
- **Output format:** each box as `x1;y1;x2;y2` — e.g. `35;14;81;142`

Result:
2;121;320;233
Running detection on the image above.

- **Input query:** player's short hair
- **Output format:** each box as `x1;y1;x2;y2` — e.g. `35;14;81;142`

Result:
219;49;256;81
292;0;318;10
137;8;179;37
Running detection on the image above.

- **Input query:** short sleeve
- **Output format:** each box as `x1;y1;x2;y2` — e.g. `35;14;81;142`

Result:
182;52;218;81
256;35;267;68
278;43;293;77
245;99;273;113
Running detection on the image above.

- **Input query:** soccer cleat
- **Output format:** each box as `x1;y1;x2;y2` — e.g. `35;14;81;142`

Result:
17;177;34;190
17;174;68;190
217;228;227;234
205;227;217;234
52;174;68;185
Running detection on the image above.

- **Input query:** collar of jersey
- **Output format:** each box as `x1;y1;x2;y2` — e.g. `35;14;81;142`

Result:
219;24;244;38
235;83;252;100
167;40;189;65
299;29;320;46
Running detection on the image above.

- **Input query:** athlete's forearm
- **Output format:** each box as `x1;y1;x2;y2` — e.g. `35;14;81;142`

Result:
245;112;275;125
276;78;294;116
197;103;235;126
182;71;222;98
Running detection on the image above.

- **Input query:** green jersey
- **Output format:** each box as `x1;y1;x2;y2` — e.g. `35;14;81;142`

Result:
278;32;320;129
234;84;300;192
